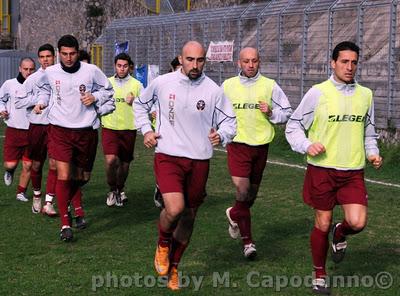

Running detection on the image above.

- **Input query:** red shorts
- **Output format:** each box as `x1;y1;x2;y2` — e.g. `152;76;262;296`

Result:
101;128;137;162
154;153;209;208
28;124;48;162
303;164;368;211
3;127;30;162
227;142;269;184
48;125;98;170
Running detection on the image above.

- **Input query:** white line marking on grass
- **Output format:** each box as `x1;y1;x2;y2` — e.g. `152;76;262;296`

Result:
214;148;400;189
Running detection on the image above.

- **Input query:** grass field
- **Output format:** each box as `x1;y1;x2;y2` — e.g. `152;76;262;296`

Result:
0;127;399;295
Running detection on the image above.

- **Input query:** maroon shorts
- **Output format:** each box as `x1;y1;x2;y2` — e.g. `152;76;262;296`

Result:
154;153;209;208
28;124;48;162
303;164;368;211
3;127;30;162
227;142;269;184
84;129;98;172
101;128;136;162
48;125;98;170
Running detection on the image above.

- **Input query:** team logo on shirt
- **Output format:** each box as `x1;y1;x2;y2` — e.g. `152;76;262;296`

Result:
196;100;205;111
79;84;86;95
169;93;176;126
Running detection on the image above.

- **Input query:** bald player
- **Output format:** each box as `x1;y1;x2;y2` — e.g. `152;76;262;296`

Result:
134;41;236;290
1;57;35;202
223;47;292;259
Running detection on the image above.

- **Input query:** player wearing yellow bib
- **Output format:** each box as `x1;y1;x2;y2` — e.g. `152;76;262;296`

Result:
285;41;382;295
223;47;292;259
101;53;143;207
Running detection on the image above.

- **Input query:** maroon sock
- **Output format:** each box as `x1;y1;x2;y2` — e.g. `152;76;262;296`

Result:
310;227;329;278
56;180;72;227
334;220;363;241
30;169;42;192
71;186;85;217
169;238;188;268
17;185;27;194
158;222;172;247
230;200;252;245
46;169;57;196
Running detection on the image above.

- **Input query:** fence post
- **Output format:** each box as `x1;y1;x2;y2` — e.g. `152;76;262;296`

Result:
387;0;397;127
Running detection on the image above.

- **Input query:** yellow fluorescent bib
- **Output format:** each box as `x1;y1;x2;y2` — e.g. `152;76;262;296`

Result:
224;76;275;145
102;76;141;130
308;80;372;169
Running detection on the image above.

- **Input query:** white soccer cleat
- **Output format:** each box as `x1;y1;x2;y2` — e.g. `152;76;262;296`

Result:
243;243;257;259
120;191;128;203
32;197;42;214
225;207;240;239
106;191;116;207
16;192;29;202
4;171;13;186
42;202;57;217
45;193;55;203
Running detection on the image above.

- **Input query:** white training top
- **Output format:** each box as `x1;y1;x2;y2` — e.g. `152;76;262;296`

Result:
36;62;114;129
0;78;30;129
134;70;237;160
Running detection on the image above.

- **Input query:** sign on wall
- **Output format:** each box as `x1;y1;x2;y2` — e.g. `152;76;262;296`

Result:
206;40;234;62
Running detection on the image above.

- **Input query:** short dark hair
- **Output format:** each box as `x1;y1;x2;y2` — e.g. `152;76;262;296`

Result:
57;35;79;51
114;52;133;66
79;50;91;63
19;57;35;67
170;56;181;71
38;43;55;56
332;41;359;61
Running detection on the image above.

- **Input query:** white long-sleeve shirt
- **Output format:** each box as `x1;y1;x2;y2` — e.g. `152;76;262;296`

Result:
0;77;30;129
15;68;50;125
134;70;237;160
36;62;114;129
285;75;379;160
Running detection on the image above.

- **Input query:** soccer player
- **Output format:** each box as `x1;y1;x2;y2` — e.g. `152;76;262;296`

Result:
34;35;114;242
0;57;35;202
285;41;382;295
223;47;292;259
16;44;58;216
102;53;143;206
134;41;236;290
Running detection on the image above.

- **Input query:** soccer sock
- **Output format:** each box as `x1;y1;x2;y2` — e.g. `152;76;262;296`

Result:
17;185;27;194
334;220;363;241
116;184;124;192
230;200;252;245
310;227;329;278
45;168;57;196
169;238;188;268
56;180;72;227
158;222;173;247
71;181;84;218
30;169;42;193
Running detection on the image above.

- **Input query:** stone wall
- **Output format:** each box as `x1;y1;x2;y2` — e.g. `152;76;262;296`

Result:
17;0;255;52
18;0;147;51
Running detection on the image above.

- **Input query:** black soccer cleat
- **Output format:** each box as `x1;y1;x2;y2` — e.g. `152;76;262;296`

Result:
312;278;331;295
331;223;347;263
75;216;87;229
60;227;73;242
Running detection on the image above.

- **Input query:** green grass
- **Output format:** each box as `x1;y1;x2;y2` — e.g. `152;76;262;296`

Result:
0;126;399;295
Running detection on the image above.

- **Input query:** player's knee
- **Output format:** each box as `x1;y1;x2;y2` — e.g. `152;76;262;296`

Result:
315;221;331;232
22;161;32;171
165;206;184;220
347;218;367;232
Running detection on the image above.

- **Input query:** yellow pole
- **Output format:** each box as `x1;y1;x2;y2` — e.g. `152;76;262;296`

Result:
187;0;191;12
156;0;160;14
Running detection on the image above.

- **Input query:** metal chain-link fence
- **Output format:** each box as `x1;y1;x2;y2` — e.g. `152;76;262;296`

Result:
98;0;400;129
